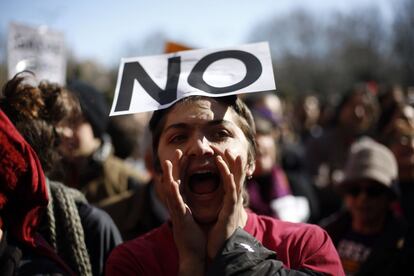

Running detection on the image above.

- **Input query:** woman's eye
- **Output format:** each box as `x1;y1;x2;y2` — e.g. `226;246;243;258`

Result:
211;129;231;140
169;134;187;144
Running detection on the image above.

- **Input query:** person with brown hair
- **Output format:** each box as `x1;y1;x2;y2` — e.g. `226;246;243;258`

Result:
0;72;122;276
305;84;380;219
246;108;311;222
53;80;150;239
243;93;320;223
106;95;344;276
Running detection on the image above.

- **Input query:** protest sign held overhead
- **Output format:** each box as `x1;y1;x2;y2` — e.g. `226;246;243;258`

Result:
110;42;275;116
7;22;66;85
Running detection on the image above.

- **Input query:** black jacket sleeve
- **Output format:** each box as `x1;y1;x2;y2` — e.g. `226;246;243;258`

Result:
207;227;323;276
0;231;22;276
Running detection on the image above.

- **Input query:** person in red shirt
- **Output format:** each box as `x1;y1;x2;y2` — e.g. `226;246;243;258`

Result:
106;95;344;276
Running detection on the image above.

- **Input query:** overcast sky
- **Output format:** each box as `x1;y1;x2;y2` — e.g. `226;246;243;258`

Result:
0;0;394;67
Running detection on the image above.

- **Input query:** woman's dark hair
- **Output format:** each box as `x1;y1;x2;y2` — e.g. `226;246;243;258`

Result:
149;95;257;173
0;72;81;172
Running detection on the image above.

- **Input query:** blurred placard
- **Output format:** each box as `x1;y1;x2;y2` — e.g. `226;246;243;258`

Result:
7;22;66;85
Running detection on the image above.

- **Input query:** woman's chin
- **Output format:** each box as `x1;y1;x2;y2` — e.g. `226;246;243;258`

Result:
192;207;220;225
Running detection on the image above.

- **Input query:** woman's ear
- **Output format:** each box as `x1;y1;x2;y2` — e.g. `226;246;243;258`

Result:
246;161;256;178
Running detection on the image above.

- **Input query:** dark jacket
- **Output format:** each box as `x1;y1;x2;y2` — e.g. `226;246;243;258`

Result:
0;232;74;276
320;210;408;276
40;179;122;276
100;181;167;241
207;227;324;276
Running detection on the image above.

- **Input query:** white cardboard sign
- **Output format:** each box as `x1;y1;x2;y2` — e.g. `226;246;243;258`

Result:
7;22;66;85
110;42;275;116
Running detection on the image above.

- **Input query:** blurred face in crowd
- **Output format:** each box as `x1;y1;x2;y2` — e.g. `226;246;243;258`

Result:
296;96;319;123
339;91;376;133
56;117;101;160
155;97;255;224
387;105;414;181
250;93;283;123
344;179;391;229
254;132;277;176
302;95;320;126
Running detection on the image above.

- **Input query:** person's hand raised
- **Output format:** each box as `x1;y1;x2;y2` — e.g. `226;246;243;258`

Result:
206;147;247;260
159;147;248;273
161;149;205;276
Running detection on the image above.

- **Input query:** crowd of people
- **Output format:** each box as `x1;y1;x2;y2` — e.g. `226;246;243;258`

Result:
0;65;413;275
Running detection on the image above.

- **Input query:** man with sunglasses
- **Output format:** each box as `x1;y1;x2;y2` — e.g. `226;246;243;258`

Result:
320;137;406;276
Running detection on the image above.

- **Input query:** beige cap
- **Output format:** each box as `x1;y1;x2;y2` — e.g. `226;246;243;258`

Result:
342;137;398;188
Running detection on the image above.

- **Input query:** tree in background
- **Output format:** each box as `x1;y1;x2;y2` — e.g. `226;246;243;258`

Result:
66;51;117;102
249;1;412;100
393;0;414;87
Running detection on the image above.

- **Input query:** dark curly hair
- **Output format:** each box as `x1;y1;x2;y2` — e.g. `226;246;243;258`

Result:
0;72;81;172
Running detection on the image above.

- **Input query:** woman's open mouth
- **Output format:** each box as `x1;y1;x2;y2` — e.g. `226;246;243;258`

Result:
188;171;220;195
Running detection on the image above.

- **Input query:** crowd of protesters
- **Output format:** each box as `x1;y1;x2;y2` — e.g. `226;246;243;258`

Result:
241;83;414;275
0;66;413;275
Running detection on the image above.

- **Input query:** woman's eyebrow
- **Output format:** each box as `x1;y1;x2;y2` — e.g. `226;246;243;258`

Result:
163;122;189;133
164;120;234;130
207;119;234;128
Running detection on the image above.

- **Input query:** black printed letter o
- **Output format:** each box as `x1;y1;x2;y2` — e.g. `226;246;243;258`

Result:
188;50;262;94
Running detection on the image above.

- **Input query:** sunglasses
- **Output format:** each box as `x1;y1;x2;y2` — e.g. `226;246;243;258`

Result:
346;185;389;197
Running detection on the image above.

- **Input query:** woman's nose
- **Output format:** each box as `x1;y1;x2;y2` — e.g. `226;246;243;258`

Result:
187;136;214;156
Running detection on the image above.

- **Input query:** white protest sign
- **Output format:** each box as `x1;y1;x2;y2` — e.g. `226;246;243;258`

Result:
110;42;275;116
7;22;66;85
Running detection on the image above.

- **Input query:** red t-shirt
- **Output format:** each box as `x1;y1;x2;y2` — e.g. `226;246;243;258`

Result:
106;212;344;276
